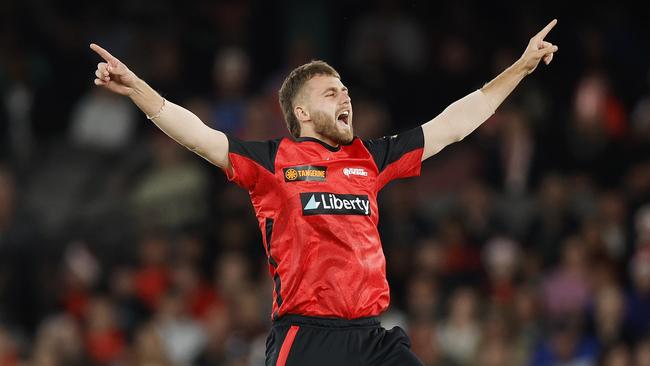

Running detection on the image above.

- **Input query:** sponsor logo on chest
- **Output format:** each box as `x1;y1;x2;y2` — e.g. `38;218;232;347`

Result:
284;165;327;182
343;167;368;178
300;192;371;216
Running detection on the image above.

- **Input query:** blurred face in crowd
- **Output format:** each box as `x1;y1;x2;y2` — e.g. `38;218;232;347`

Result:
632;254;650;294
406;275;438;320
212;47;249;98
297;75;354;145
540;174;567;210
483;237;519;281
86;297;118;332
414;239;444;275
0;167;15;227
32;316;84;364
636;339;650;366
0;327;17;361
595;287;624;326
133;324;169;364
138;235;170;267
216;251;250;297
602;344;632;366
514;287;538;324
448;288;477;324
562;237;587;272
552;328;580;362
477;338;510;366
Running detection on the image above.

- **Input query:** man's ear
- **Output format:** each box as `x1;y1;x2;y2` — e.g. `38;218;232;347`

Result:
294;105;310;123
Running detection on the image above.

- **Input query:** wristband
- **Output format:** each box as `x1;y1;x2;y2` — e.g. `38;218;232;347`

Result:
146;98;166;120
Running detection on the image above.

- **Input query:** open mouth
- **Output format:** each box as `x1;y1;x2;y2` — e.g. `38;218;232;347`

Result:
337;110;350;125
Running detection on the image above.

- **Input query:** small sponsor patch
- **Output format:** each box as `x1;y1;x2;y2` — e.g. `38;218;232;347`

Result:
343;167;368;177
284;166;327;182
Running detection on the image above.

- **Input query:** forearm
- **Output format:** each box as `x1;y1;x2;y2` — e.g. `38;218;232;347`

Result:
412;19;557;161
128;78;166;118
129;78;229;167
89;42;231;167
421;89;495;160
129;77;207;151
480;58;528;111
421;59;529;160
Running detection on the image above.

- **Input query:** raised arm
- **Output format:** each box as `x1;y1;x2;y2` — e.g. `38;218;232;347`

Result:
89;43;230;169
421;19;559;161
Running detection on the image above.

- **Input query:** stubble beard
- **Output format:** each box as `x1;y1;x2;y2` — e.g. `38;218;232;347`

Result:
311;110;354;145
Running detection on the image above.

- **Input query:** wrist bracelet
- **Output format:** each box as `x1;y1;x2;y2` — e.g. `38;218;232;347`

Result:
146;98;166;120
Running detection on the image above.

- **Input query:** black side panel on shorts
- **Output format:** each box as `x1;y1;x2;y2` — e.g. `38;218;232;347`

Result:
227;135;283;173
361;127;424;173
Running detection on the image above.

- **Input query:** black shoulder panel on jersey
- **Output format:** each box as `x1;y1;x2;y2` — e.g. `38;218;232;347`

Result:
362;126;424;173
227;135;283;173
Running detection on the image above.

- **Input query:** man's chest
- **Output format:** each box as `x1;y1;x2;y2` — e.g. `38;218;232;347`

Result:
273;153;378;195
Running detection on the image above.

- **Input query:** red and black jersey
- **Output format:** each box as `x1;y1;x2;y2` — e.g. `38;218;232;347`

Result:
223;127;424;320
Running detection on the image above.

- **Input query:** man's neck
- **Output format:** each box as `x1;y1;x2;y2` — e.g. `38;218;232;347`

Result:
298;132;339;147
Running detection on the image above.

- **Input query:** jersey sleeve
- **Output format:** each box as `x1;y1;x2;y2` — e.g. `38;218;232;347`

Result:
362;126;425;190
223;135;281;191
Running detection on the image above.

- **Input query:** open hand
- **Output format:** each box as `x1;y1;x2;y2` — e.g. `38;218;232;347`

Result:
519;19;559;75
90;43;138;96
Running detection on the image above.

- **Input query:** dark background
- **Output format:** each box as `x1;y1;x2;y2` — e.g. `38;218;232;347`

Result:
1;0;650;365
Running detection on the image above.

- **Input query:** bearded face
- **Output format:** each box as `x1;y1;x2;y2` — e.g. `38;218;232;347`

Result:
298;75;354;146
310;109;354;145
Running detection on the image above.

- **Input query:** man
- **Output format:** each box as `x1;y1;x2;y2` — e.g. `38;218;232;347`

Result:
90;19;558;366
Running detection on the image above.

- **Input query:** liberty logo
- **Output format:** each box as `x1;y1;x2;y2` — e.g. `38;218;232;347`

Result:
300;192;371;216
304;195;321;210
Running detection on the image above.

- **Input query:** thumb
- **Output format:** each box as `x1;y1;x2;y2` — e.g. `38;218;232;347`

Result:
107;62;127;76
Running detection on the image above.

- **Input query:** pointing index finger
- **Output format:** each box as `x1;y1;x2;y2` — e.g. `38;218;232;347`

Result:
89;43;119;65
536;19;558;40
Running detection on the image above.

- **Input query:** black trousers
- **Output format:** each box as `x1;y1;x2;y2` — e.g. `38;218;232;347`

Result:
265;315;424;366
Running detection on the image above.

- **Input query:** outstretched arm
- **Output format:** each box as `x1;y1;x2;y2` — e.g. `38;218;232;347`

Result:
89;43;230;169
421;19;559;161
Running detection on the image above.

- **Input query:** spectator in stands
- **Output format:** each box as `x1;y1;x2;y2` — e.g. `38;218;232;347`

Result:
625;249;650;339
130;132;209;230
437;287;482;365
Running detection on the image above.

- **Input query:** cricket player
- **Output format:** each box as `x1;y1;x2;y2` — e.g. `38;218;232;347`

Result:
90;19;558;366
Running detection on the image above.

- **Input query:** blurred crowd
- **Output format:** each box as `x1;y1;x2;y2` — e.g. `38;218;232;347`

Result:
1;0;650;365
